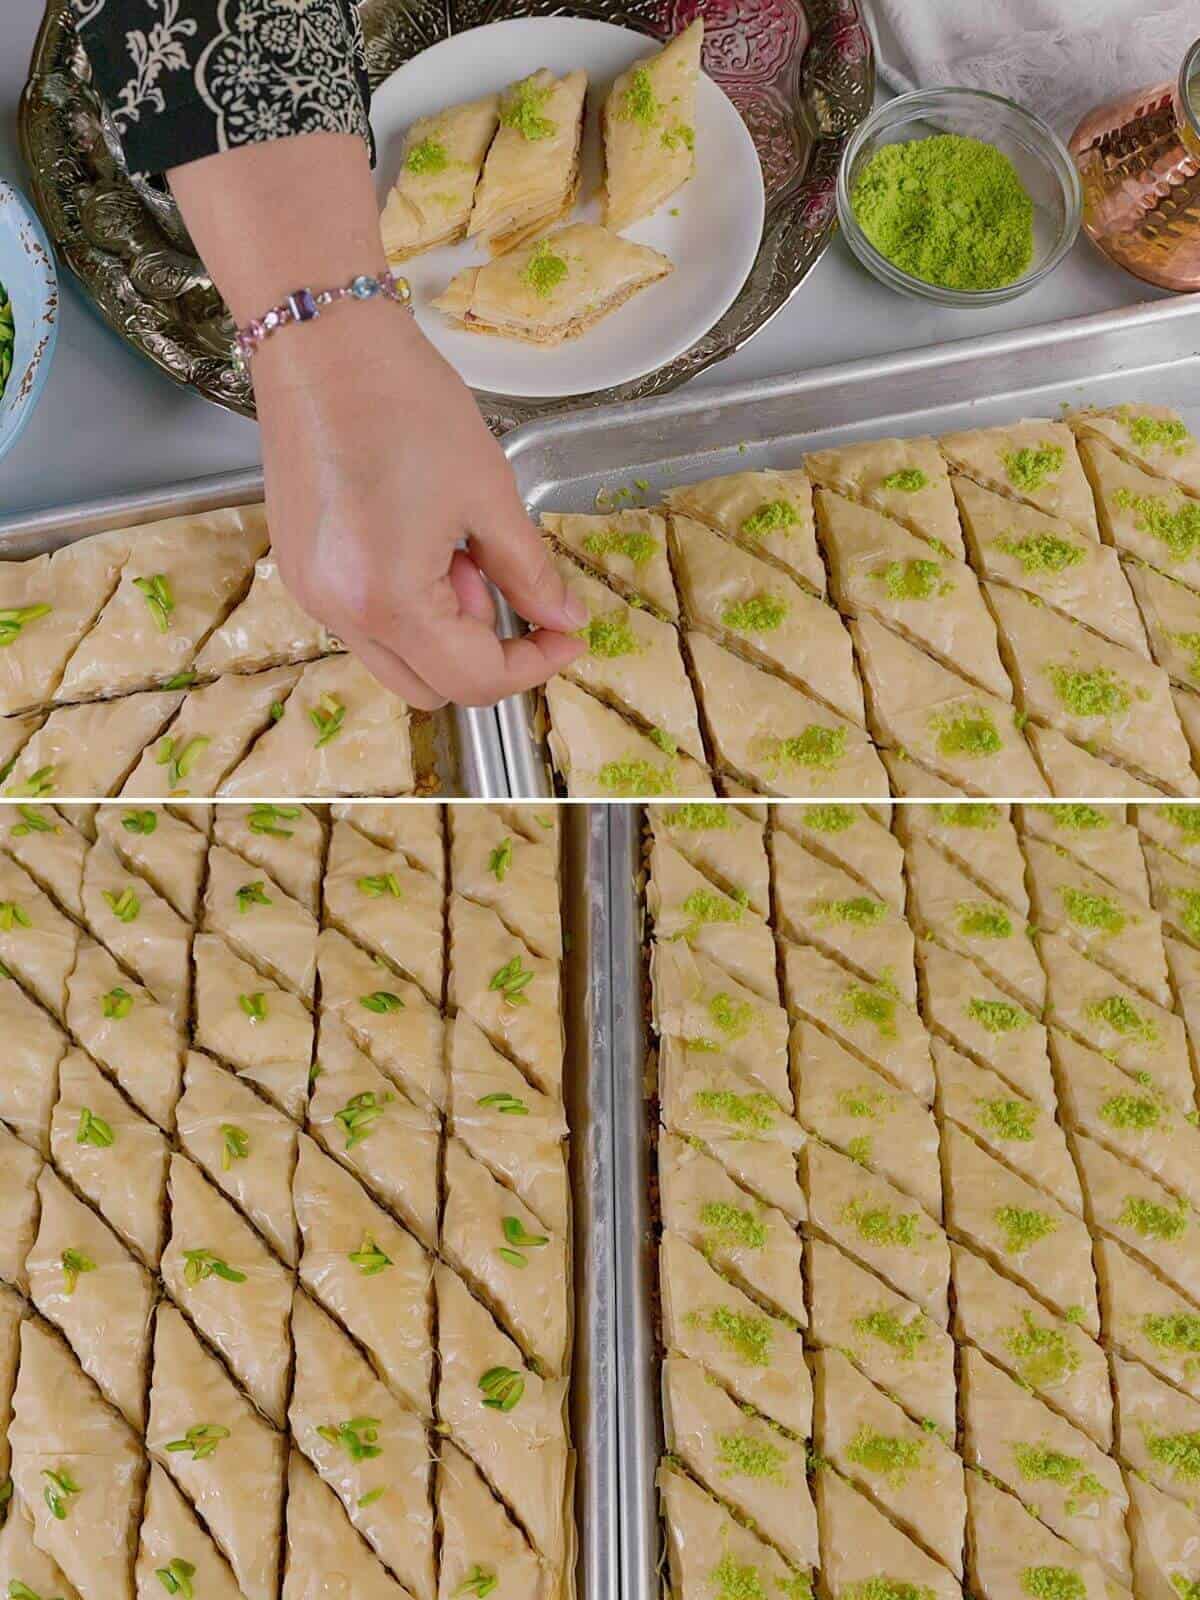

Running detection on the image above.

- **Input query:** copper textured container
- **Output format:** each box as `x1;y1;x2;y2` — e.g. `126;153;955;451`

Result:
1069;34;1200;291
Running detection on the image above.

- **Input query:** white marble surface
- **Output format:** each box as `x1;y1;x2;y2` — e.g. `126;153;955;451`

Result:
0;0;1167;520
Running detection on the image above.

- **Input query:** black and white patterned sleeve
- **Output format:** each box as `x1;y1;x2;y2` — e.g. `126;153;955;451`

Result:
71;0;373;180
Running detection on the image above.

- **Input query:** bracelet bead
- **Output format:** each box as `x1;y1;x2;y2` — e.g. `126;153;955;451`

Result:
234;269;412;373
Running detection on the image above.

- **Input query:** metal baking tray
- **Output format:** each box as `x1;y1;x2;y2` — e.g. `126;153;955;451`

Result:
606;802;661;1600
561;800;619;1600
495;295;1200;797
0;470;508;798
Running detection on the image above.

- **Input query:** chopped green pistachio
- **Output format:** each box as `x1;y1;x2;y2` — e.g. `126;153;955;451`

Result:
60;1247;96;1295
1162;804;1200;839
238;991;268;1024
0;603;52;646
165;1422;231;1460
956;900;1013;939
155;1557;197;1597
406;136;448;174
1171;1578;1200;1600
853;1306;928;1358
1020;1566;1086;1600
709;991;754;1036
845;1579;935;1600
581;527;659;565
5;766;55;799
721;592;789;632
220;1124;250;1169
1002;1311;1080;1387
620;65;660;125
838;1087;886;1119
1060;884;1125;934
649;727;678;756
309;693;346;746
1087;993;1158;1043
931;704;1003;758
41;1465;81;1520
1117;486;1200;561
1064;1305;1086;1324
269;701;286;721
979;1095;1038;1141
0;899;32;931
334;1090;392;1150
359;989;405;1014
838;980;899;1038
597;757;675;796
1013;1442;1083;1482
358;871;402;898
235;880;272;913
519;237;569;300
133;574;175;631
581;609;638;657
995;1204;1057;1253
1046;662;1130;718
479;1366;525;1411
1124;414;1191;451
881;468;928;492
996;532;1085;573
1004;445;1065;492
121;808;158;835
489;953;535;1006
842;1200;919;1248
665;803;729;829
803;804;857;832
455;1567;499;1598
742;500;798;539
500;75;556;139
968;995;1030;1033
661;122;695;150
1143;1310;1200;1353
9;804;56;837
488;838;514;881
780;1572;814;1600
816;894;887;926
182;1248;247;1286
716;1429;789;1481
693;1089;778;1131
162;670;197;690
102;886;141;923
349;1233;392;1275
1099;1092;1163;1130
935;802;1000;828
1048;803;1109;831
846;1426;924;1482
478;1091;529;1115
497;1215;549;1270
247;802;301;837
710;1553;769;1600
1120;1194;1188;1241
77;1106;115;1148
847;1134;873;1165
317;1415;383;1462
769;724;847;771
701;1200;768;1251
878;558;944;601
690;1303;774;1366
358;1486;388;1508
101;985;133;1020
681;887;747;929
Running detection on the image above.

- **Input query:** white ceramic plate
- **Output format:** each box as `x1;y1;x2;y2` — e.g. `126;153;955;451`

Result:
370;16;765;399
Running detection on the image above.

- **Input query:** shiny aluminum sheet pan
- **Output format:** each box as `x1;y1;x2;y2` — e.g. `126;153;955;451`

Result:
495;295;1200;798
562;800;620;1600
0;469;508;798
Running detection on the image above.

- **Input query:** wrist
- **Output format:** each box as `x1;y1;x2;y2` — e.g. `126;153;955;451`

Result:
250;289;426;400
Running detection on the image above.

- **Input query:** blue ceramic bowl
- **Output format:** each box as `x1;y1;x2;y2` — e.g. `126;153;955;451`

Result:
0;180;59;466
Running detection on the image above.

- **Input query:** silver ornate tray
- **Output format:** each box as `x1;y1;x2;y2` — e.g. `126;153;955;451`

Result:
18;0;873;432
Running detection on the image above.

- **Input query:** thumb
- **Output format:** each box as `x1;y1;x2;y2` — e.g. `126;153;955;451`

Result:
468;496;587;634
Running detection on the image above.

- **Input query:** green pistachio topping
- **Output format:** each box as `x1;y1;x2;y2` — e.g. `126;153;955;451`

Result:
803;804;857;832
77;1106;115;1147
1049;803;1109;831
931;705;1003;758
133;573;175;631
597;757;675;796
843;1200;920;1248
0;899;32;931
220;1124;250;1169
693;1089;778;1131
995;1204;1057;1253
1013;1442;1083;1482
334;1090;392;1150
317;1415;383;1461
881;468;928;492
621;65;660;126
155;1558;197;1597
1099;1092;1163;1130
521;238;569;298
968;995;1031;1033
979;1095;1038;1141
741;500;798;540
838;980;899;1038
1172;888;1200;944
9;804;57;837
165;1422;230;1460
60;1247;96;1295
707;992;753;1037
853;1307;927;1358
846;1427;924;1482
488;837;514;881
309;692;346;747
501;76;556;139
5;766;56;799
358;871;402;898
666;803;730;829
701;1200;768;1251
235;880;272;913
838;1087;887;1119
1142;1310;1200;1353
845;1579;935;1600
102;886;141;923
497;1214;549;1269
722;592;789;632
455;1567;499;1598
1087;993;1158;1043
581;609;638;657
996;532;1085;573
349;1232;392;1275
681;888;747;928
816;894;888;926
406;136;448;174
1161;803;1200;839
878;558;944;601
957;900;1013;939
41;1466;81;1520
479;1366;525;1411
1126;414;1192;451
1002;1311;1080;1387
691;1304;774;1366
247;803;300;837
581;527;659;565
661;122;695;151
359;990;405;1014
1004;445;1065;492
0;603;53;646
478;1091;529;1115
238;991;268;1024
489;954;535;1006
101;985;133;1020
847;1135;872;1165
1119;1194;1188;1241
1060;885;1125;934
1145;1430;1200;1482
182;1248;246;1286
121;808;158;834
717;1429;789;1481
769;725;847;771
1046;663;1130;718
710;1553;769;1600
935;803;1000;828
1171;1577;1200;1600
1114;487;1200;561
1021;1566;1086;1600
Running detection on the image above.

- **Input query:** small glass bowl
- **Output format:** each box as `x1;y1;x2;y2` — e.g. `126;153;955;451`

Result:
836;87;1083;306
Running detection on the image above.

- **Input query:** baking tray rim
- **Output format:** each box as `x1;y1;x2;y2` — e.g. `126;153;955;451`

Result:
494;293;1200;800
0;467;509;800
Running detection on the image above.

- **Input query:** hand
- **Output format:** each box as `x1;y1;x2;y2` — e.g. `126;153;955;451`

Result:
171;132;586;709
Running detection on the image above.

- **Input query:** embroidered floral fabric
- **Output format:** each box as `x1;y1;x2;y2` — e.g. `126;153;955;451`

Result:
71;0;373;180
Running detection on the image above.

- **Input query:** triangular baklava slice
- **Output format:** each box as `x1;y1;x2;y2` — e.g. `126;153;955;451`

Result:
468;69;587;255
603;21;703;229
381;91;501;260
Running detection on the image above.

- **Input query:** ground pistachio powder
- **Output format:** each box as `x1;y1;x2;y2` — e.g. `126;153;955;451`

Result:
851;133;1034;292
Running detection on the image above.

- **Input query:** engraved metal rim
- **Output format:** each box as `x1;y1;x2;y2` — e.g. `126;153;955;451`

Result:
18;0;874;434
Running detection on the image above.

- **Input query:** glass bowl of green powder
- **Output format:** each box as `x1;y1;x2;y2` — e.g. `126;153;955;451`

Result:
836;88;1082;305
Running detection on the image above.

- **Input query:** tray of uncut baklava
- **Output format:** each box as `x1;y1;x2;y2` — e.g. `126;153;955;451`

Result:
0;474;507;800
0;799;616;1600
610;798;1200;1600
497;296;1200;801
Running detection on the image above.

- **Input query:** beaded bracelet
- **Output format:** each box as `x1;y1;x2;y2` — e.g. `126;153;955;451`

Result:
233;269;412;372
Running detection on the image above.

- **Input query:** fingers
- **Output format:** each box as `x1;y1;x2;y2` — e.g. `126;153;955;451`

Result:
328;619;448;713
448;549;497;628
392;608;584;706
467;492;587;634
